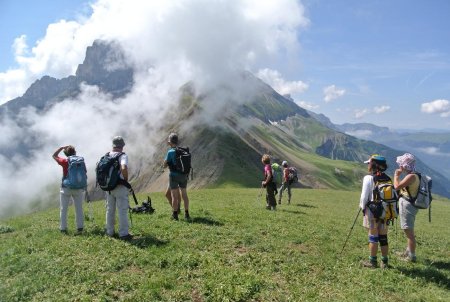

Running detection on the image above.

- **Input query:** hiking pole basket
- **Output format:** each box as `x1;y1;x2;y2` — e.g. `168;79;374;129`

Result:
340;207;362;257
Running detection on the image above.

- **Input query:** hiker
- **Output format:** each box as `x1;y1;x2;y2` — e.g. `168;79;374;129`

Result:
52;145;86;234
165;186;183;213
278;161;292;204
394;153;419;262
104;136;133;240
262;154;277;210
359;154;391;268
164;133;190;220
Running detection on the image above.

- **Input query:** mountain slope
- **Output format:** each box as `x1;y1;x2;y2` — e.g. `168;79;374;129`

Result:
1;40;449;203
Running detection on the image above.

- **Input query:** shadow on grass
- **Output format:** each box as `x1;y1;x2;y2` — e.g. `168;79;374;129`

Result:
129;235;168;249
397;266;450;290
425;260;450;271
278;209;305;215
294;203;317;208
189;216;224;226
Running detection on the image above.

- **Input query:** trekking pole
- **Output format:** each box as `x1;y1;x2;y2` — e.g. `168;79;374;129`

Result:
86;190;94;223
339;207;362;257
256;184;264;204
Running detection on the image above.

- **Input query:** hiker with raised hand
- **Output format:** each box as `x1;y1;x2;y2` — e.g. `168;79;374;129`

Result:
52;145;86;234
394;153;419;262
359;154;391;268
262;154;277;210
164;133;190;220
104;136;133;240
278;161;292;204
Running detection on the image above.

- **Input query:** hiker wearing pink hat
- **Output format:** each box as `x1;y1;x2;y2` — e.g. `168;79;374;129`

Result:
394;153;419;262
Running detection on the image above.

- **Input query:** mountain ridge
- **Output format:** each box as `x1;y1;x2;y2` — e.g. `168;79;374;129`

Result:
1;39;449;206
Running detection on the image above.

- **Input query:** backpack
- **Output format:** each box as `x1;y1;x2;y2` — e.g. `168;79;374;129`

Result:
287;167;298;184
369;173;399;223
96;152;124;191
271;163;283;185
174;147;192;175
62;156;87;189
405;173;432;209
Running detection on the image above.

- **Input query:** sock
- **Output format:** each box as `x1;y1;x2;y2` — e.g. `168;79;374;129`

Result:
381;256;388;264
369;256;377;263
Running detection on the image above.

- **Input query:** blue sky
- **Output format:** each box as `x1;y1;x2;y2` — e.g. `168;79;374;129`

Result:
0;0;449;130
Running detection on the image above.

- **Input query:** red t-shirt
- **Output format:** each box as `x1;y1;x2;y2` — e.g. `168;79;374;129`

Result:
264;164;273;181
55;157;69;177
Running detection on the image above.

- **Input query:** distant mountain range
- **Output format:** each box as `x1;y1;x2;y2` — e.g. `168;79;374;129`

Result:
307;112;450;180
1;40;449;201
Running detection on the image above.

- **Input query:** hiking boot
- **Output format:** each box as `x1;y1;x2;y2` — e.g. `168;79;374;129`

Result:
399;255;417;263
184;211;190;220
172;212;179;221
360;260;378;269
60;229;68;234
119;234;133;241
396;250;416;262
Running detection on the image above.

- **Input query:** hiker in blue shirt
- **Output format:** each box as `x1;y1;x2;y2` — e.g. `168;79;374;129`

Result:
164;133;190;220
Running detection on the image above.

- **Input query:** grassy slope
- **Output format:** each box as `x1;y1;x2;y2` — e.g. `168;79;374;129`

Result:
1;189;449;301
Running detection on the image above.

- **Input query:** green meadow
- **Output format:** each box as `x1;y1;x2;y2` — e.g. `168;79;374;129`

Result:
1;188;449;301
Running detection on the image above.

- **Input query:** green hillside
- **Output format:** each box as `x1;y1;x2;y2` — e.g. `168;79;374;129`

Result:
1;189;449;301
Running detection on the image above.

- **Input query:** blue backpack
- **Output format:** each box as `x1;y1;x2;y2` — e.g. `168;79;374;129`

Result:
62;156;87;189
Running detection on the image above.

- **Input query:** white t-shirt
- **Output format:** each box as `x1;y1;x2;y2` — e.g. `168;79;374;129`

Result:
109;151;128;179
359;175;375;209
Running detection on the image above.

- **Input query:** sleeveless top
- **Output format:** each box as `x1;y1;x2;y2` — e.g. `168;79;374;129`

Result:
400;174;420;198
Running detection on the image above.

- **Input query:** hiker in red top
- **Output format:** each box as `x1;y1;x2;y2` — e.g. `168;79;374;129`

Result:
52;145;85;234
261;154;277;211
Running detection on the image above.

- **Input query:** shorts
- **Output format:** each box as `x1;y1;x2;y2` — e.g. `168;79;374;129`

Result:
363;206;387;230
169;173;188;189
399;197;418;229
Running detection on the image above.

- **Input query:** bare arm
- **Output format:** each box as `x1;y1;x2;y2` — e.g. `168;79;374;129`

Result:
121;164;128;182
394;168;416;190
52;146;66;162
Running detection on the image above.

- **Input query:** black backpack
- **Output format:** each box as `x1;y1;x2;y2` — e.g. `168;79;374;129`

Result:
96;152;124;191
174;147;192;174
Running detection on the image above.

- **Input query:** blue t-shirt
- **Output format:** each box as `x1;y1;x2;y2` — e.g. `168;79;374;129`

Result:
165;148;180;176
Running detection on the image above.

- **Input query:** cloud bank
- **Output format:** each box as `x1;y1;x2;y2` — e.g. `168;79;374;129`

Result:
0;0;309;217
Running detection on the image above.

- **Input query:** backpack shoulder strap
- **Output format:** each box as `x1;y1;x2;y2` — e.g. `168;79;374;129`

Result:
404;172;420;201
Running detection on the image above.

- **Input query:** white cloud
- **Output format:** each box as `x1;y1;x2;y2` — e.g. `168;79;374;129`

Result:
345;130;373;140
353;105;390;119
297;100;319;110
0;0;309;216
323;84;345;102
256;68;308;95
421;99;450;117
354;108;370;119
0;0;309;105
373;105;390;114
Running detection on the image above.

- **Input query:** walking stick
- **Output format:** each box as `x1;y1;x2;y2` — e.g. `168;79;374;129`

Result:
85;189;93;222
340;207;362;256
256;184;264;204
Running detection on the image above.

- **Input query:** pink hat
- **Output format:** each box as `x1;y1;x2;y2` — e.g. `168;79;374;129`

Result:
396;153;416;171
